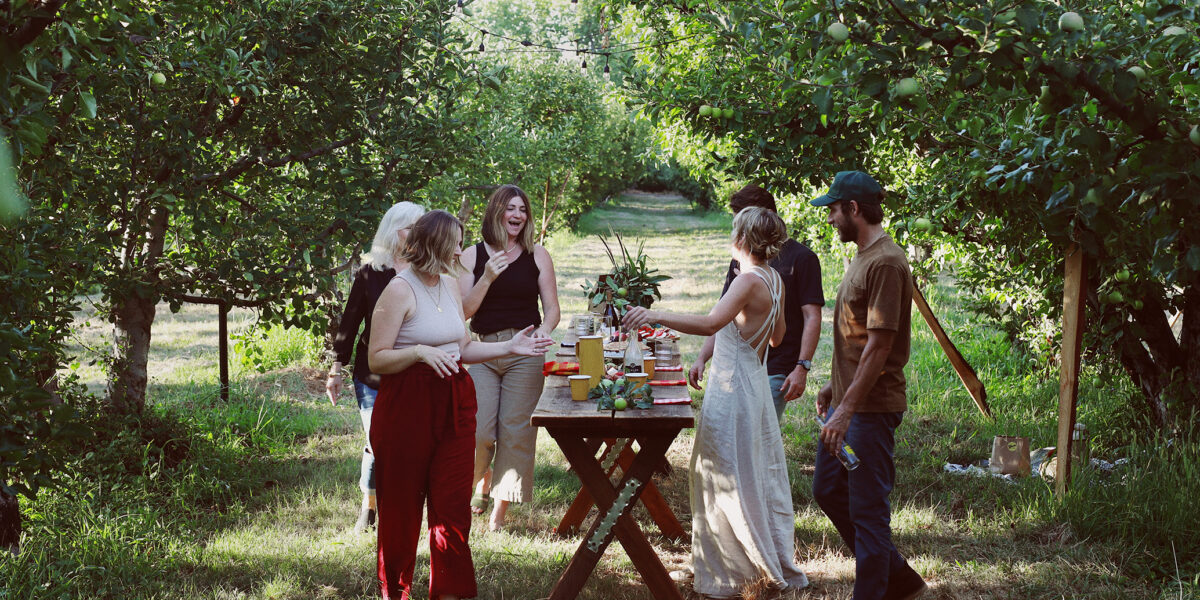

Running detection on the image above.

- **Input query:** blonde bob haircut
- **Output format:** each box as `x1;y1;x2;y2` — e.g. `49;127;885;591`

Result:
480;184;534;253
400;210;465;277
363;201;426;270
732;206;787;261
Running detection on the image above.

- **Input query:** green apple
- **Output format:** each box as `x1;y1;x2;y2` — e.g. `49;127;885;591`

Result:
1162;25;1187;37
1059;11;1084;32
151;72;167;86
613;397;627;411
721;108;734;119
1190;125;1200;147
1133;300;1144;310
1115;269;1130;282
699;104;713;117
1108;290;1125;304
1084;188;1100;204
1127;66;1146;81
913;217;932;232
895;77;919;98
617;287;628;298
826;22;849;43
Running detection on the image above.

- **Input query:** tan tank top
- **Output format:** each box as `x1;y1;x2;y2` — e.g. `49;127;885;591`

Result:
392;269;464;360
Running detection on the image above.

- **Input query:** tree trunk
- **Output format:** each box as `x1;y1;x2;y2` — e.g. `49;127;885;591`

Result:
0;489;18;557
106;204;169;414
1182;283;1200;419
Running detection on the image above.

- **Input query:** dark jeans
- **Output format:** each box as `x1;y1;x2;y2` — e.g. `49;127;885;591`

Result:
812;408;920;600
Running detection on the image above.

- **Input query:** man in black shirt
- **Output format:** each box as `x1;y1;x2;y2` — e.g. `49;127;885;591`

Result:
688;184;824;426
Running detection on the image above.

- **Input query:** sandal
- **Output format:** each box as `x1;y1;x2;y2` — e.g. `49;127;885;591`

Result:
470;494;489;516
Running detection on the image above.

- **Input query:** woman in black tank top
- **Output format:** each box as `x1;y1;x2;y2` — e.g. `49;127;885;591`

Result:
457;184;561;531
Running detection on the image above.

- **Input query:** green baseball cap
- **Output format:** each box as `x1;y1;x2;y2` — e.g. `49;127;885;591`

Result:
810;170;883;207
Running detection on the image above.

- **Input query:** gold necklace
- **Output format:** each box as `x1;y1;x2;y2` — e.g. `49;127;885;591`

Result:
418;274;444;312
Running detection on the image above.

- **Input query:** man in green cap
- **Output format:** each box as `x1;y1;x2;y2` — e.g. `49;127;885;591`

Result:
810;170;927;600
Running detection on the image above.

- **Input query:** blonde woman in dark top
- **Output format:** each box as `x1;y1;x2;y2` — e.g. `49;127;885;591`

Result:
367;209;552;600
327;201;426;533
457;185;561;531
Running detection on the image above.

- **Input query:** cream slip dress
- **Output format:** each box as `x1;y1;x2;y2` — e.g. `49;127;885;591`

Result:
690;265;809;597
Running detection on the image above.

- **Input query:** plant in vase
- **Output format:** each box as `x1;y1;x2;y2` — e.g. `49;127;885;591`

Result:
581;230;671;316
588;375;654;411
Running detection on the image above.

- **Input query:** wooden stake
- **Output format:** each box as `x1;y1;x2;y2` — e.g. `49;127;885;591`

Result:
1056;243;1087;496
911;276;992;419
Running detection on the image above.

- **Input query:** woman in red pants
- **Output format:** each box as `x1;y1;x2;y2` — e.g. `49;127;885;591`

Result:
367;209;552;600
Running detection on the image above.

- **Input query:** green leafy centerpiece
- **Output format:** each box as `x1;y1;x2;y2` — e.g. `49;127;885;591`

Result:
589;376;654;411
581;231;671;314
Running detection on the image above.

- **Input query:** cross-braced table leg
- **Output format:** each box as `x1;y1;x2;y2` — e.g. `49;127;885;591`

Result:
555;438;685;541
547;431;685;600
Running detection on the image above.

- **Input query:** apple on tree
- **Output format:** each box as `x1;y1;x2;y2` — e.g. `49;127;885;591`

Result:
1190;125;1200;147
1059;11;1084;33
699;104;713;117
151;72;167;86
826;22;849;43
1127;66;1146;81
894;77;919;98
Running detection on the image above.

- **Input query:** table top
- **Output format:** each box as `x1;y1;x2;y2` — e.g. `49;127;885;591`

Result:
531;374;695;432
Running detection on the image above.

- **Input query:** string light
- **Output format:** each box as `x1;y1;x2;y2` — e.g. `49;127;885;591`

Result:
581;59;588;70
603;55;610;74
450;13;697;59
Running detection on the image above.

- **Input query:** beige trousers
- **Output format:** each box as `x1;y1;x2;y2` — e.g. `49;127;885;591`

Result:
469;328;546;503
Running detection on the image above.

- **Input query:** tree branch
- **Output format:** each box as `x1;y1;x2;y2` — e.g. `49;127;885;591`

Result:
193;134;360;187
5;0;72;52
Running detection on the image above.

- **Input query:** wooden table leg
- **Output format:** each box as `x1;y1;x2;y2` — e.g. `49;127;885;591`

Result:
557;438;685;541
548;431;684;600
556;438;622;536
613;443;686;541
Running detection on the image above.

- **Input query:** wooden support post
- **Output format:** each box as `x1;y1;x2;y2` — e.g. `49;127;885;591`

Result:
1056;243;1087;496
219;302;230;401
912;276;992;419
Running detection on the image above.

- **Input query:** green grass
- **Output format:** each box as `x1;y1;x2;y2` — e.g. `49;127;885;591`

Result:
4;191;1190;599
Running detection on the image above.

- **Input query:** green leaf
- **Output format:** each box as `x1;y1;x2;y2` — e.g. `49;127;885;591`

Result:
79;91;97;119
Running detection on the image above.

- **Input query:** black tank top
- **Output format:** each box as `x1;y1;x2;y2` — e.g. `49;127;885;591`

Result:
470;242;542;335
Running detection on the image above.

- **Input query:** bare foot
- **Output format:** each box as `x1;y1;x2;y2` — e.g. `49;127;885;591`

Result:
488;499;510;532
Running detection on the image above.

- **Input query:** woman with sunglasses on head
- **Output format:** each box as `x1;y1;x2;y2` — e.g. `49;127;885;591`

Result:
326;201;426;532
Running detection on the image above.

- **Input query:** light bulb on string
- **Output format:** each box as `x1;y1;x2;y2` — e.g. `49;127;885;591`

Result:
457;0;463;8
581;59;587;71
479;41;485;52
603;55;610;74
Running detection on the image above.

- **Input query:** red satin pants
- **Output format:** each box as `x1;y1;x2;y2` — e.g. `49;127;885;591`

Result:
371;363;478;599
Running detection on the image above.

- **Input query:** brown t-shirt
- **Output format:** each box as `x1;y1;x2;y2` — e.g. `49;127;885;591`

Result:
830;235;911;413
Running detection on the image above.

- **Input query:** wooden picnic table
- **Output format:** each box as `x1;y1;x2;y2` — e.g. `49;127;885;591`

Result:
531;372;694;600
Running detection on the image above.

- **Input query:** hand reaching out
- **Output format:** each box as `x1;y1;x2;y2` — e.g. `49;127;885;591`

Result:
508;325;554;356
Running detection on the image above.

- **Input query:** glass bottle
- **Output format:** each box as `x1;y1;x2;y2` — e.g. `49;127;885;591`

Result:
623;336;643;374
814;415;861;471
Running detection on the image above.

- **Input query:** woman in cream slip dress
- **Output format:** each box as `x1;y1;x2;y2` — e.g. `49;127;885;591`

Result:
690;264;809;598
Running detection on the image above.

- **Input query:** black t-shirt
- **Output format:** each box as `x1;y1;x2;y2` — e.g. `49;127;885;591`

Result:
723;239;824;375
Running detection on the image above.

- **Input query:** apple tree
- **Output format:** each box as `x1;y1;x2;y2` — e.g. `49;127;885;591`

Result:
607;0;1200;428
4;0;478;416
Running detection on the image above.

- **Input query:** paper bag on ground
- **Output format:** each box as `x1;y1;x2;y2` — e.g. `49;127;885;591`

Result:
990;435;1031;477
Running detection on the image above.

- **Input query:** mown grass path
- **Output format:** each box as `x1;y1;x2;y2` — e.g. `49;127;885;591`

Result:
26;192;1158;599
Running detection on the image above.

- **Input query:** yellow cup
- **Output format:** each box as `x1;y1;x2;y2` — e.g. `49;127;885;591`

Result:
642;355;656;380
625;372;648;392
568;375;592;401
577;335;604;387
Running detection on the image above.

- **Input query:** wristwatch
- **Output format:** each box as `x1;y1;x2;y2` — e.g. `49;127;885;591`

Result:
796;359;812;371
